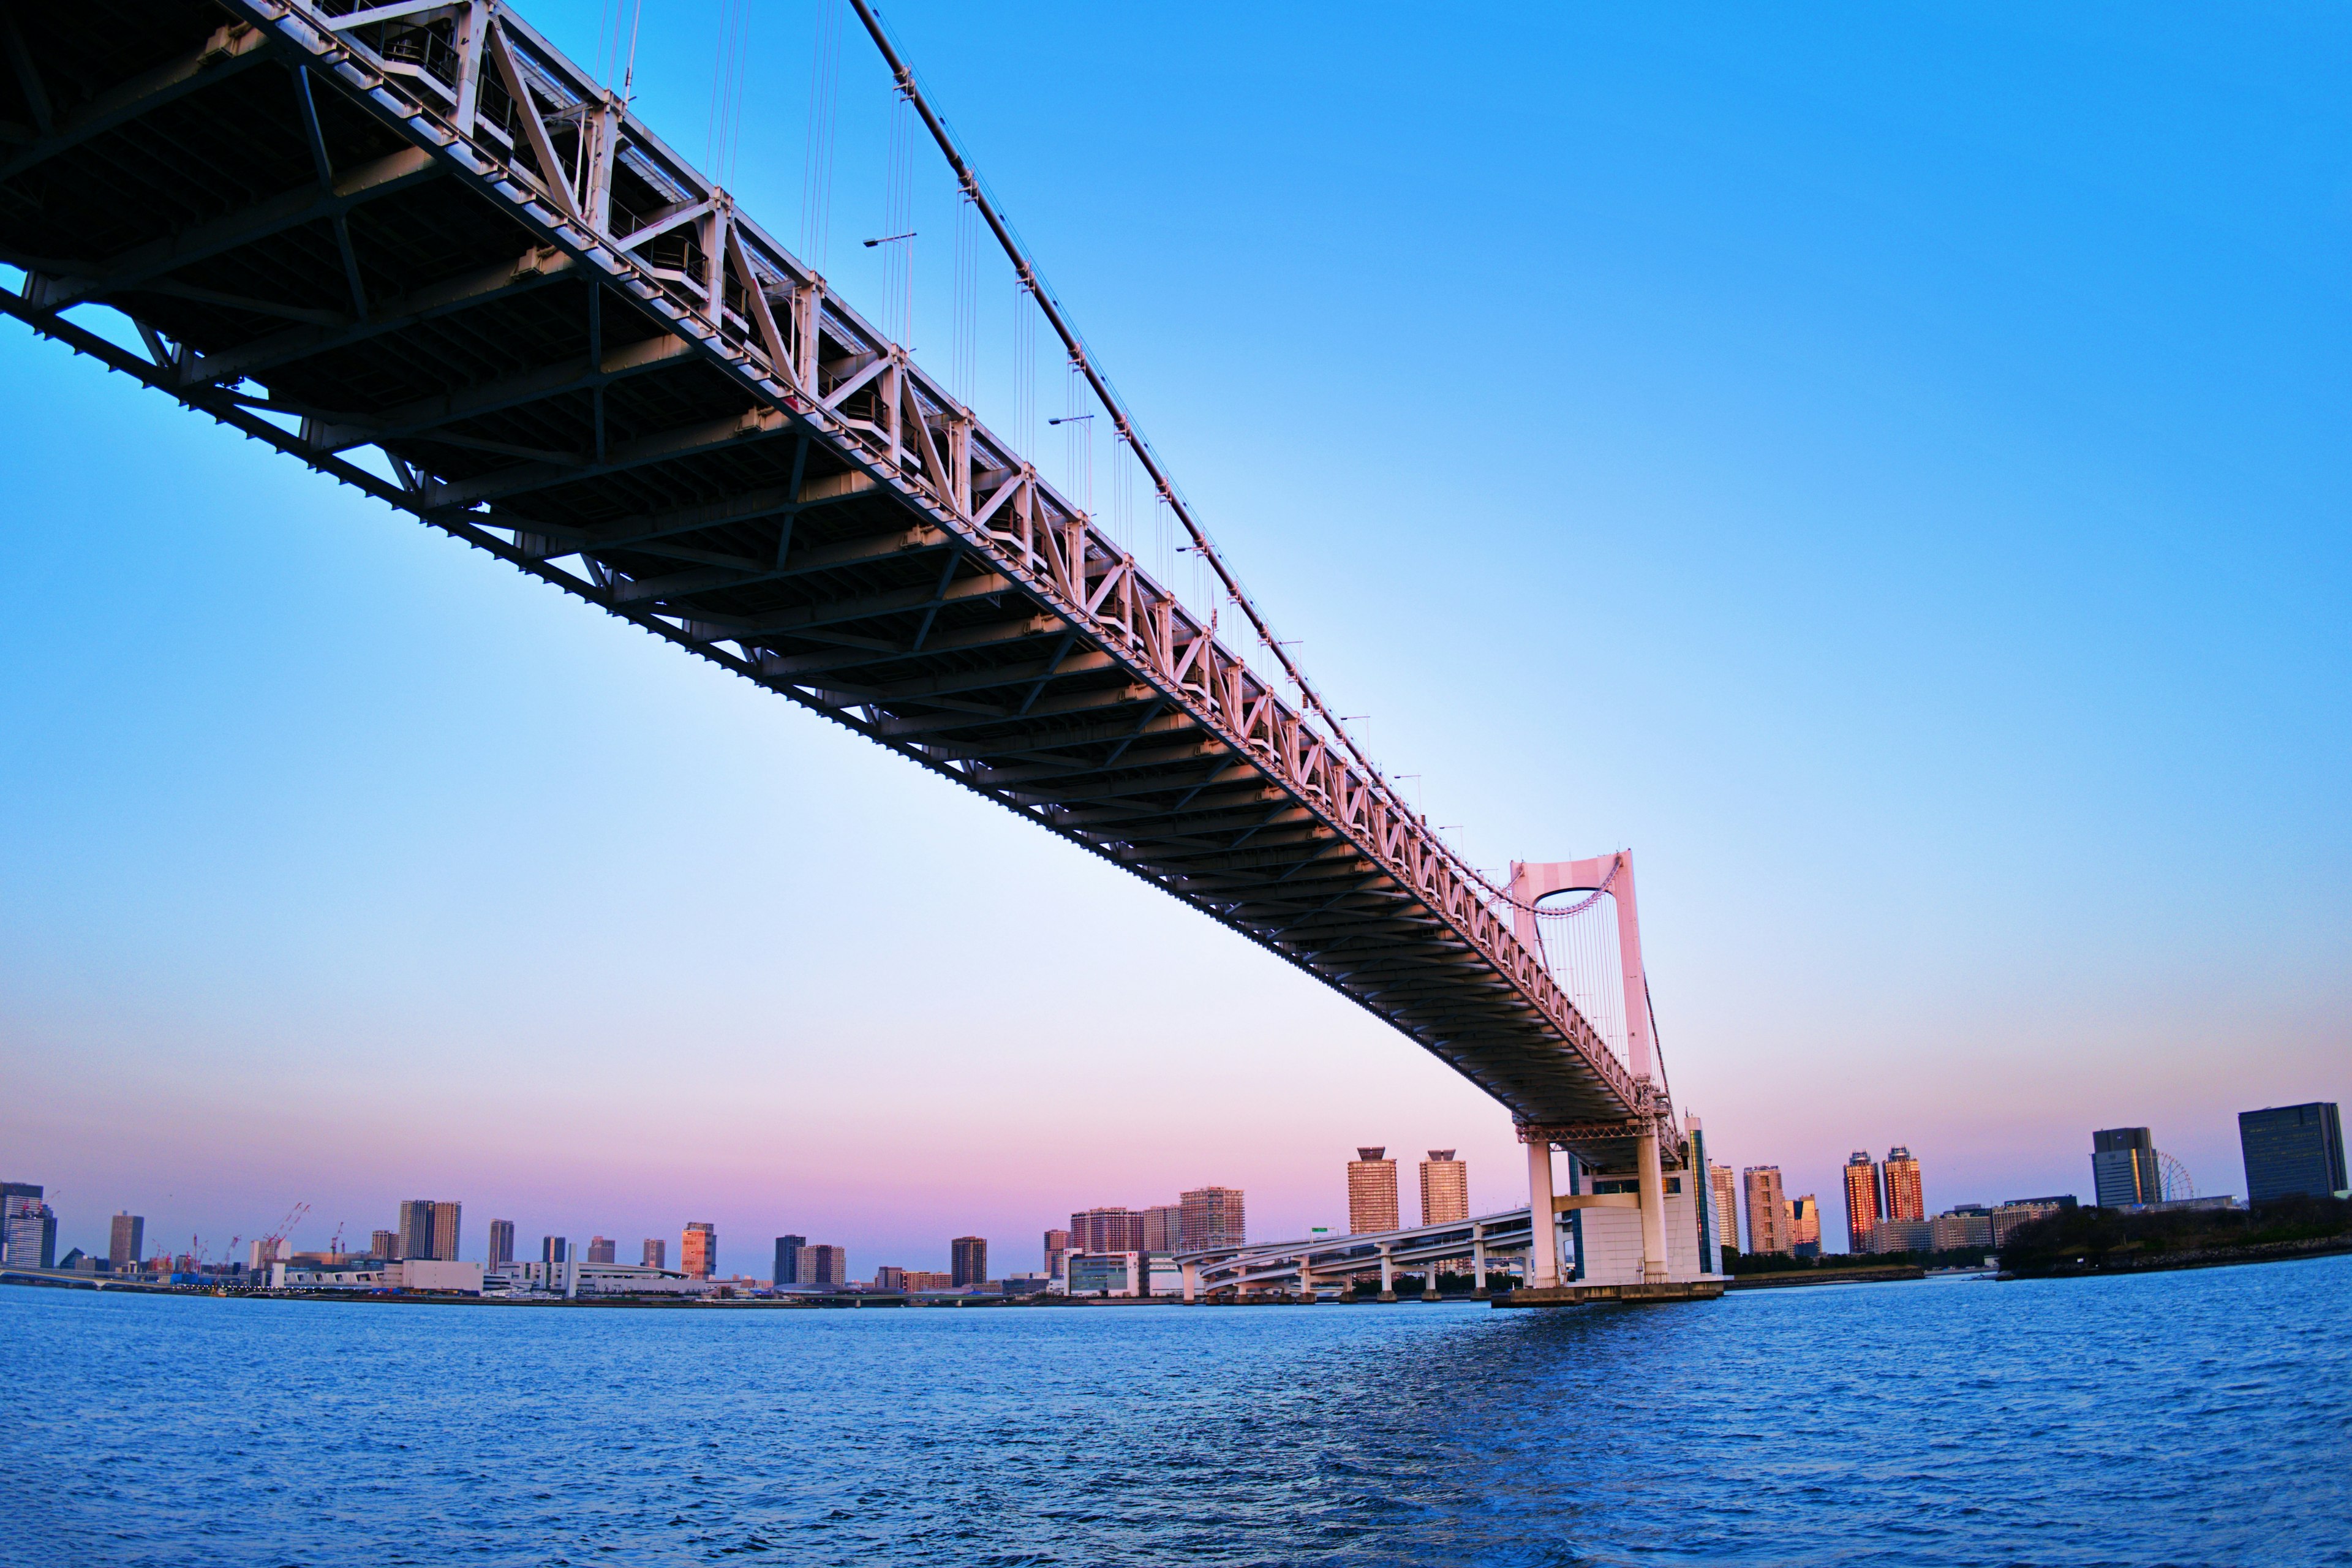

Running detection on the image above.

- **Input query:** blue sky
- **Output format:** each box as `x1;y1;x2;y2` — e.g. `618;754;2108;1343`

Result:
2;2;2345;1275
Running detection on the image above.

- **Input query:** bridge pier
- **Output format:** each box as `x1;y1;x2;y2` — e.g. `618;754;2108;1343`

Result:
1525;1138;1560;1289
1637;1123;1670;1284
1182;1261;1199;1303
1471;1224;1490;1299
1377;1244;1396;1302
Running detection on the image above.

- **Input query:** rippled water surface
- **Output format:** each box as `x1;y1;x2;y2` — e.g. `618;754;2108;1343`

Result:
6;1256;2348;1566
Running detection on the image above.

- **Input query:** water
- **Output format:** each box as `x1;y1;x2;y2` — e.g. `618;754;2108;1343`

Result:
5;1257;2347;1567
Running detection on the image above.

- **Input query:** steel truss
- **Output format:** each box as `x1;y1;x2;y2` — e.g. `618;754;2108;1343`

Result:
0;0;1655;1132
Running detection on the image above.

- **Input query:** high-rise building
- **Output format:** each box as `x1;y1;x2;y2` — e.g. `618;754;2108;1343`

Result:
1787;1194;1821;1256
1419;1151;1468;1226
682;1222;717;1280
586;1237;617;1264
108;1213;145;1268
874;1265;907;1291
1070;1207;1147;1254
2238;1103;2346;1204
1178;1187;1245;1251
774;1235;805;1284
431;1201;462;1262
1141;1205;1183;1253
1743;1167;1789;1256
1043;1227;1072;1280
1348;1148;1400;1234
397;1199;435;1262
643;1238;666;1270
2;1186;55;1270
2091;1128;2162;1208
486;1219;516;1267
371;1229;399;1261
541;1235;568;1265
1842;1151;1884;1253
1710;1164;1740;1254
1882;1148;1924;1223
951;1235;987;1287
805;1243;846;1286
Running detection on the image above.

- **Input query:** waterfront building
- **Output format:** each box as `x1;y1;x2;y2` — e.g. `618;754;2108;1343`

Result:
1348;1149;1400;1234
874;1265;907;1291
1140;1205;1182;1253
488;1258;701;1297
643;1238;666;1270
1180;1187;1245;1250
774;1235;805;1285
1787;1194;1821;1257
1710;1164;1740;1254
541;1235;568;1266
397;1200;434;1262
371;1228;399;1260
1042;1227;1071;1280
1066;1251;1139;1297
1869;1218;1932;1254
951;1235;987;1287
2238;1102;2346;1203
2092;1128;2162;1207
108;1212;144;1268
805;1244;846;1286
1883;1148;1925;1223
1420;1151;1469;1226
1070;1207;1147;1254
486;1219;515;1267
1931;1206;1994;1252
431;1202;461;1262
905;1270;952;1291
1991;1196;2078;1246
1842;1152;1883;1253
2;1187;55;1270
586;1237;616;1264
1742;1167;1789;1256
682;1222;717;1280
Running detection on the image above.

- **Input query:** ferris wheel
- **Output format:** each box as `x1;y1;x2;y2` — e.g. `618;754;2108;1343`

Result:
2157;1152;2196;1202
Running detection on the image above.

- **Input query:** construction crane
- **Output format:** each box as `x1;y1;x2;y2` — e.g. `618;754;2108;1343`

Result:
257;1202;310;1266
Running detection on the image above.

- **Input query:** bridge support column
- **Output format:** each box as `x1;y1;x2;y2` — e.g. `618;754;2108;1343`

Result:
1526;1138;1559;1289
1637;1126;1670;1284
1378;1245;1396;1302
1182;1261;1199;1303
1471;1225;1490;1299
1297;1256;1317;1302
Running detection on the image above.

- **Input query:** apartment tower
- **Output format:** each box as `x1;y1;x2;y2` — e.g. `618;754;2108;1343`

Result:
1348;1148;1400;1234
681;1222;717;1280
1882;1148;1924;1223
1179;1187;1245;1251
486;1219;516;1268
1141;1205;1183;1253
805;1243;846;1286
1419;1151;1469;1227
1069;1207;1147;1254
951;1235;988;1287
1743;1166;1789;1256
774;1235;805;1285
1842;1150;1884;1253
108;1213;144;1268
1710;1164;1740;1254
643;1238;666;1270
586;1237;616;1264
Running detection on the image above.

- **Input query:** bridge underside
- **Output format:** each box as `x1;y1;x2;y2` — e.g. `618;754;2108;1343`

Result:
0;0;1654;1133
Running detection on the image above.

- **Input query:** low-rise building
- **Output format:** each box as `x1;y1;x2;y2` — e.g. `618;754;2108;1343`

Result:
1065;1250;1140;1297
1991;1196;2077;1246
1930;1206;1994;1252
1867;1218;1932;1254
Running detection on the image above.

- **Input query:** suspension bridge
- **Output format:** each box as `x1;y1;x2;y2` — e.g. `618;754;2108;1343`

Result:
0;0;1724;1300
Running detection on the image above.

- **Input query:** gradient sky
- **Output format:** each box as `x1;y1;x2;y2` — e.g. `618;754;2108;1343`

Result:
2;2;2345;1276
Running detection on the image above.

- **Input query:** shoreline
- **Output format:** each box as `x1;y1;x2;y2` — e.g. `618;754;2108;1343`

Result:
2001;1232;2351;1281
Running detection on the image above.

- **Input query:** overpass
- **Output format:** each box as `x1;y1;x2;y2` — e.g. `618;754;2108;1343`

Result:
0;0;1721;1297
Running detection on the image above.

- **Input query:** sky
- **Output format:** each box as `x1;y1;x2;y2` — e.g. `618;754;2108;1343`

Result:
2;2;2345;1277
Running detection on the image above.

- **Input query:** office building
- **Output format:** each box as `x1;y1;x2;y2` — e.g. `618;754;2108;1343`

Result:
951;1235;987;1287
643;1238;666;1270
1991;1196;2077;1246
371;1229;399;1261
1140;1205;1183;1253
682;1223;717;1280
1069;1207;1147;1254
1842;1151;1883;1253
1180;1187;1245;1251
108;1212;145;1268
1883;1147;1924;1223
1420;1151;1469;1226
774;1235;805;1285
486;1219;515;1267
905;1270;951;1291
874;1265;907;1291
2239;1103;2346;1203
805;1243;846;1286
1348;1148;1400;1234
2;1186;55;1270
541;1235;568;1266
1066;1251;1139;1297
1742;1167;1789;1256
586;1237;616;1265
1709;1164;1740;1254
1787;1194;1821;1257
2092;1128;2163;1208
1931;1206;1994;1253
431;1201;461;1262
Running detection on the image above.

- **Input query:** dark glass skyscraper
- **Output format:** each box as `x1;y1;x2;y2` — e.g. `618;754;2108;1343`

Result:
2238;1103;2346;1203
2092;1128;2162;1208
951;1235;987;1287
774;1234;805;1285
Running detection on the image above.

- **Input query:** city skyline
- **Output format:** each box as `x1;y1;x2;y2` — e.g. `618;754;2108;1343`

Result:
1;0;2344;1280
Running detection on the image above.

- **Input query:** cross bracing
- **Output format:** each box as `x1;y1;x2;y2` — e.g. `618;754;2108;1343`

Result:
0;0;1664;1136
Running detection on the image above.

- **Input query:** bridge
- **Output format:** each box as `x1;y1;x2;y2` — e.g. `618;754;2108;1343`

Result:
0;0;1722;1298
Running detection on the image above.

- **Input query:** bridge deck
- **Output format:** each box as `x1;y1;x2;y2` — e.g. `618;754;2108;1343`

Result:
0;0;1650;1129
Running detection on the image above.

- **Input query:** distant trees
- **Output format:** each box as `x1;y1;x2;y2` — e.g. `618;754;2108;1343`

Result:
1997;1195;2351;1277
